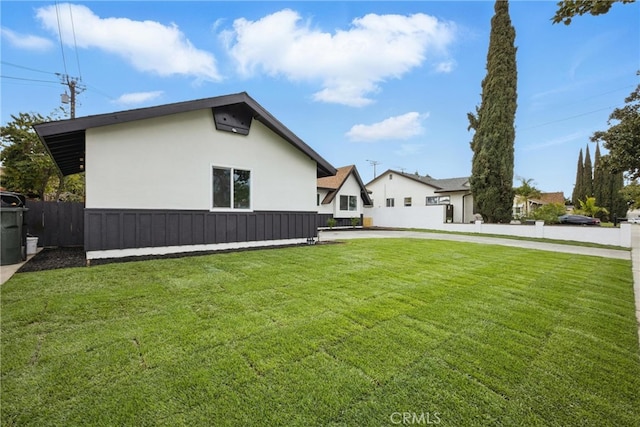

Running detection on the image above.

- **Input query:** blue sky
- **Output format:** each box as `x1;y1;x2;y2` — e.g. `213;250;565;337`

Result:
1;1;638;197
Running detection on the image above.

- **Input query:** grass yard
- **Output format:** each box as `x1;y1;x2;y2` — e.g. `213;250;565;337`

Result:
2;239;639;426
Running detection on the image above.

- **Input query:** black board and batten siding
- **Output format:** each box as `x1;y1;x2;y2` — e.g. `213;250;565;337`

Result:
84;209;318;252
317;213;363;228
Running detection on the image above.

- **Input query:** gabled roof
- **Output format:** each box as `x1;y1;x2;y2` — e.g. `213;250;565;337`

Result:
366;169;470;193
429;177;471;193
530;192;566;205
33;92;336;178
317;165;372;206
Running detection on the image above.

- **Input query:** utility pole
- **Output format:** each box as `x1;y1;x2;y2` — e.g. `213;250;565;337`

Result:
58;74;84;119
366;159;381;178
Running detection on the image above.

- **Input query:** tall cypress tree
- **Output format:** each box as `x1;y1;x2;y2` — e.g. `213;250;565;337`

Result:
611;171;627;218
593;143;604;205
571;149;584;207
468;0;518;223
583;144;593;199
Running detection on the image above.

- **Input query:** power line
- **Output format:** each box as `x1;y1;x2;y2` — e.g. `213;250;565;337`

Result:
83;83;115;101
55;1;68;76
0;61;57;75
68;2;82;80
520;84;635;131
1;75;60;84
519;105;620;131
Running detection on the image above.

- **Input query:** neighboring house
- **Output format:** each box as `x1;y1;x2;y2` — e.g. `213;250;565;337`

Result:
627;208;640;220
513;192;566;218
34;92;336;260
317;165;372;227
365;169;474;228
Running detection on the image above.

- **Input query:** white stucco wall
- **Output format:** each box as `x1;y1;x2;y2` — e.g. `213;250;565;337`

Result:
332;174;363;218
85;110;317;211
367;172;439;208
317;189;332;214
364;205;446;227
366;172;473;224
449;193;475;223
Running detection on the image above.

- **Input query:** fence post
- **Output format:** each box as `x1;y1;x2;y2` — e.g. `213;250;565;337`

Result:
535;220;545;239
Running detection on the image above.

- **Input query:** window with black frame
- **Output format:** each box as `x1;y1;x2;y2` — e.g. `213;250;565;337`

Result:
212;166;251;209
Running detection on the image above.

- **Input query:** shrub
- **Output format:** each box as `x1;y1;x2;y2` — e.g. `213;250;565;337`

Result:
327;217;337;229
532;203;566;224
350;217;360;228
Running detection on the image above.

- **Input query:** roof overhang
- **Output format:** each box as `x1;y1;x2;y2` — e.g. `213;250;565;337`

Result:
34;92;336;177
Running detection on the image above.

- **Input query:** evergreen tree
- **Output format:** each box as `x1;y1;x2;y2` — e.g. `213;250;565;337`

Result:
609;169;627;218
593;143;605;205
595;154;629;220
468;0;517;223
571;149;584;206
583;144;593;199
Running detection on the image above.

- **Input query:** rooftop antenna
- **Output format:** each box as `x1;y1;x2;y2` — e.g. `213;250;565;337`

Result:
366;159;381;178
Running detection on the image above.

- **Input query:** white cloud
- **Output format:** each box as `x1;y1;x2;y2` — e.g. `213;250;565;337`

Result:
35;4;220;81
346;112;427;142
112;91;164;106
222;9;456;107
1;27;53;51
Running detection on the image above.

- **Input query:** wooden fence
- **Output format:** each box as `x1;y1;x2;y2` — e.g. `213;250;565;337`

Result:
25;201;84;247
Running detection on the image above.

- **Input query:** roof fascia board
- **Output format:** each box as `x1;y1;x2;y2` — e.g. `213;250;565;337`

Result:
349;166;373;205
34;92;336;177
34;93;248;137
367;169;442;190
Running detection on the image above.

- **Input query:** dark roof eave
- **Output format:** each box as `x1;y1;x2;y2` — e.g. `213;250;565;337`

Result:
365;169;442;190
34;92;336;177
434;189;471;194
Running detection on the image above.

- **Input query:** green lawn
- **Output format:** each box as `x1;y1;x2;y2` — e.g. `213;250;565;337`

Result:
2;239;639;426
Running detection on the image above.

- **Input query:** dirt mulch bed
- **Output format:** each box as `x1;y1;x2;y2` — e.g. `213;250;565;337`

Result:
17;241;342;273
17;247;87;273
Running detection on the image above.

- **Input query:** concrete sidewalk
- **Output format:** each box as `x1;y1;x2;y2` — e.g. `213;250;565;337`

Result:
0;248;42;286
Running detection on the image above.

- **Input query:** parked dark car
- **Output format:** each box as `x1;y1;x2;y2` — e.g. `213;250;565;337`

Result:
558;214;600;226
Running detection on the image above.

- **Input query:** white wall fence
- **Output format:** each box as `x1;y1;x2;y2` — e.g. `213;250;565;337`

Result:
364;206;632;248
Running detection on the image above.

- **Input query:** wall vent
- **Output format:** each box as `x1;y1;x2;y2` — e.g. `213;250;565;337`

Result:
212;104;253;135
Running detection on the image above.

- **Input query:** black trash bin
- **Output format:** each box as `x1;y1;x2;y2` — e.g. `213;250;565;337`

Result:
1;192;28;266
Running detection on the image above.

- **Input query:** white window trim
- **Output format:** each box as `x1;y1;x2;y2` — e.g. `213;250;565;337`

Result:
210;164;253;212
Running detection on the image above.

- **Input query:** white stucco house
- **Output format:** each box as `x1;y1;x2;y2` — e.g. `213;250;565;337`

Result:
364;169;474;228
317;165;372;227
34;92;336;260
